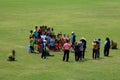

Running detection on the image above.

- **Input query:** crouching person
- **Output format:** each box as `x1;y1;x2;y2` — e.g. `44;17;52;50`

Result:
111;40;117;49
8;50;16;61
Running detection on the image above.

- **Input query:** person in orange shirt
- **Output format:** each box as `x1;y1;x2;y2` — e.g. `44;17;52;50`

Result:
63;40;71;62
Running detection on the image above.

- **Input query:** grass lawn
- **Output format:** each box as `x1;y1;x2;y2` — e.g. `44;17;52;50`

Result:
0;0;120;80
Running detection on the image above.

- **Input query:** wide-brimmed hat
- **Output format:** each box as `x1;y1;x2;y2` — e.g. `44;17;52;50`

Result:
71;32;74;34
81;37;86;40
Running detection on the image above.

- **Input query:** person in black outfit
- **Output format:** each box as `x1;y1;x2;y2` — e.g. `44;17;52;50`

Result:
77;40;84;61
8;50;16;61
81;37;86;59
104;37;110;56
74;42;79;61
41;40;47;59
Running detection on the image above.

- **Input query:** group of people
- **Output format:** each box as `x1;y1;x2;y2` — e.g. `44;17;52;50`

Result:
63;37;86;62
28;25;76;59
63;37;111;62
28;25;112;61
92;37;110;60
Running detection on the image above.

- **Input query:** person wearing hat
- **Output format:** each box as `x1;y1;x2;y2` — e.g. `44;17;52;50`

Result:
41;40;47;59
71;32;76;49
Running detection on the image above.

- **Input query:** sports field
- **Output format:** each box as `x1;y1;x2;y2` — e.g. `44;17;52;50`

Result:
0;0;120;80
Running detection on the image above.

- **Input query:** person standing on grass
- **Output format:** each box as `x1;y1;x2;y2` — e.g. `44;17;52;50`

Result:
41;40;47;59
30;37;35;53
96;38;101;58
71;32;76;49
104;37;110;56
92;40;98;59
81;37;87;59
29;30;34;38
63;40;71;62
74;42;79;61
77;40;84;61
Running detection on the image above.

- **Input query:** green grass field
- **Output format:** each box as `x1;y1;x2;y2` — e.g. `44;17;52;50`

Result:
0;0;120;80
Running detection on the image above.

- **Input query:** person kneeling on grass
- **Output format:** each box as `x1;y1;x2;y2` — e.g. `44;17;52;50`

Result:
8;50;16;61
111;40;117;49
46;47;54;56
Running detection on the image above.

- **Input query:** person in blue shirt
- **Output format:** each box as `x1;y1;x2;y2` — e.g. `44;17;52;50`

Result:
104;37;110;56
71;32;76;49
33;26;39;38
50;36;55;50
34;30;38;38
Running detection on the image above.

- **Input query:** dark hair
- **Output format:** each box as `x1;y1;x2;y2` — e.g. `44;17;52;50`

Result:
106;37;110;41
30;30;33;33
98;38;101;41
66;40;69;43
35;26;38;29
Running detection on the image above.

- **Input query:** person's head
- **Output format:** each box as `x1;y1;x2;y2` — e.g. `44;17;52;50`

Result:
35;26;38;29
98;38;101;41
71;32;74;34
42;32;45;35
63;34;66;37
106;37;110;41
30;30;33;34
67;34;69;38
66;40;69;43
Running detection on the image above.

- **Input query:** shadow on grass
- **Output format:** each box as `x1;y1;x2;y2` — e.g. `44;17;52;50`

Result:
104;55;113;58
7;60;18;62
